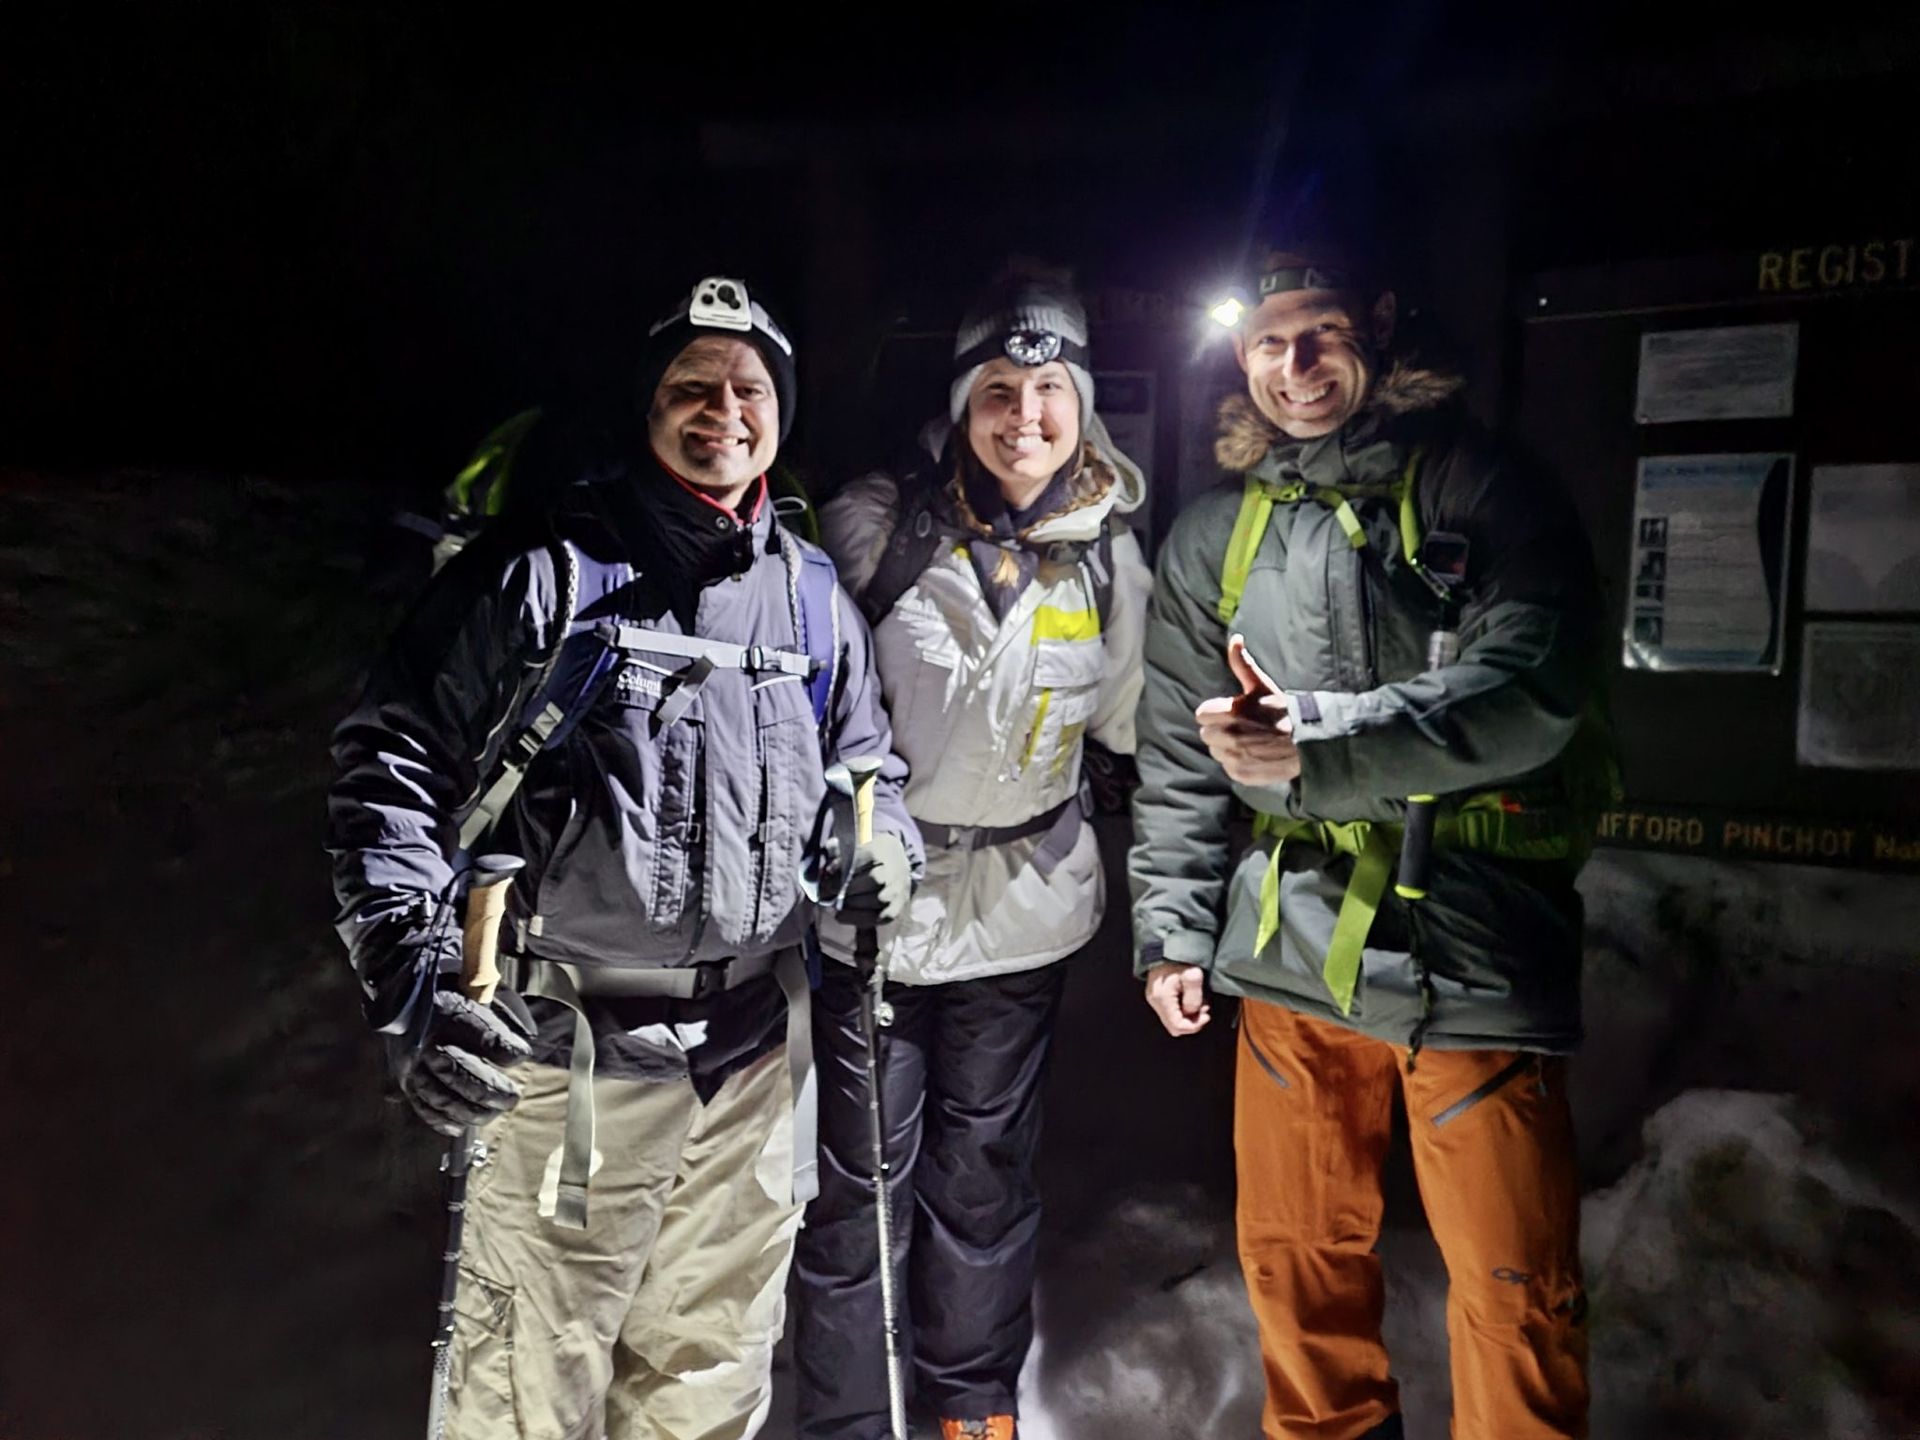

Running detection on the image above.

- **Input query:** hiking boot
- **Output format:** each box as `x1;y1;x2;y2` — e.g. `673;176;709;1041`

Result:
939;1419;1015;1440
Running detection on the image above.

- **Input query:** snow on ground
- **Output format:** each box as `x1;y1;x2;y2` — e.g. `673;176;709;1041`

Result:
1017;1186;1265;1440
1572;850;1920;1193
4;471;1917;1439
1010;1088;1920;1440
1583;1089;1920;1439
1000;846;1920;1440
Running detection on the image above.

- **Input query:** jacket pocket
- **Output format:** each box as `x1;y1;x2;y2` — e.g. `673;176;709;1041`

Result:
1027;635;1105;781
528;675;701;963
1429;1054;1536;1128
748;673;818;945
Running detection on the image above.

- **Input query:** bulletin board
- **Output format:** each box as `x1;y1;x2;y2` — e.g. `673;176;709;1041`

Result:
1514;237;1920;871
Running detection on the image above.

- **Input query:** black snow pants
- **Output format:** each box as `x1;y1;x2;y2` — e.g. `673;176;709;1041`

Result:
792;957;1069;1438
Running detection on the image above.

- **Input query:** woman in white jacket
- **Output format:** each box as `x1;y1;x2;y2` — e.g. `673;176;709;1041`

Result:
793;266;1150;1440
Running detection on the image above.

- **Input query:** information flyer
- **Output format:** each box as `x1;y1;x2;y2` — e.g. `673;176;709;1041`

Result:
1797;621;1920;770
1634;322;1799;424
1624;453;1794;672
1804;462;1920;613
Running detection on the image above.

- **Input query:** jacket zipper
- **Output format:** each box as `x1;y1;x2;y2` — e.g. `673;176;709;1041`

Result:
747;721;770;942
680;744;709;964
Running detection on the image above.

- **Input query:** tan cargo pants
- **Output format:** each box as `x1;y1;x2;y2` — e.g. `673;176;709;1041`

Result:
448;1045;802;1440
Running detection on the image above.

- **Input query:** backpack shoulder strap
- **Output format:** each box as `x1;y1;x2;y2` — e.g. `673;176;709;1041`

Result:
456;538;630;850
1217;473;1281;626
859;477;948;630
1218;448;1440;627
1086;513;1125;633
780;530;842;733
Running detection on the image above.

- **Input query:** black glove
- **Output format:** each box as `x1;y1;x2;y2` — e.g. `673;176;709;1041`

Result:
836;831;911;927
385;985;537;1135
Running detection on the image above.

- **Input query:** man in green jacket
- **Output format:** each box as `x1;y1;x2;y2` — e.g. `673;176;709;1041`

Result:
1129;238;1606;1440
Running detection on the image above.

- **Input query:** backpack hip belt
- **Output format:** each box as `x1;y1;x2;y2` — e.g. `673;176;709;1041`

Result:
1250;795;1578;1017
917;793;1075;851
915;789;1088;880
513;947;817;1231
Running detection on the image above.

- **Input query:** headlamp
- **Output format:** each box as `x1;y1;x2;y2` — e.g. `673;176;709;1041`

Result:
1208;297;1245;329
1257;265;1353;297
1003;329;1062;366
953;328;1087;372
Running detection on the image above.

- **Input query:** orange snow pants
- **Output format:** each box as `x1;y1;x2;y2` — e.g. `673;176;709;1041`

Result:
1235;1000;1588;1440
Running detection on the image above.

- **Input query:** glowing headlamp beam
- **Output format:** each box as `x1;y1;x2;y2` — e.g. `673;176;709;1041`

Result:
1209;297;1244;329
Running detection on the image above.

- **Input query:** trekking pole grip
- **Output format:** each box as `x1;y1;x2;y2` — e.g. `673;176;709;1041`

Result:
845;756;882;848
1396;796;1437;900
461;854;524;1003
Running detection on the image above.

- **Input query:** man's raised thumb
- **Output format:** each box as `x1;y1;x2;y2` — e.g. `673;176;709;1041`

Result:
1228;633;1280;697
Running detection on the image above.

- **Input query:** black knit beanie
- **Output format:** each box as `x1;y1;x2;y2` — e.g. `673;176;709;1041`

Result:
637;276;798;443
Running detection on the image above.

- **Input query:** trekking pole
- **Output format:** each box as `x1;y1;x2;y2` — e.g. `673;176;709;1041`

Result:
426;853;524;1440
845;756;908;1440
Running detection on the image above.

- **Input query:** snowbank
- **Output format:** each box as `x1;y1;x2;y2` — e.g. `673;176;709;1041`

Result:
1584;1089;1920;1439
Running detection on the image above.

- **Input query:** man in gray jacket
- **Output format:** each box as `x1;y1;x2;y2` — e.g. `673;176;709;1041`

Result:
329;276;919;1440
1131;237;1610;1440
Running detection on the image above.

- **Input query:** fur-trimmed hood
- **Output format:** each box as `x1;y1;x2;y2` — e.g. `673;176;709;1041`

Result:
1214;359;1465;474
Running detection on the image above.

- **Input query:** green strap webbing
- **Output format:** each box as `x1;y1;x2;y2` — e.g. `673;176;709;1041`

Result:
1216;450;1426;624
1253;827;1286;958
1251;815;1391;1015
447;407;545;519
1217;474;1279;624
1328;493;1368;549
1251;794;1577;1015
1398;459;1424;569
1324;825;1395;1013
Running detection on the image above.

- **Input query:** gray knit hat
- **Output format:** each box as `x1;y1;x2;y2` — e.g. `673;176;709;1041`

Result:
949;265;1095;429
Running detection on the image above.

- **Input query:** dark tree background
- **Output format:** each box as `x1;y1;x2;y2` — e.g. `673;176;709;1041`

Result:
9;4;1913;485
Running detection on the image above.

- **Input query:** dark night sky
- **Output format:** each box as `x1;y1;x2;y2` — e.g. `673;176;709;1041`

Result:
4;3;1918;481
